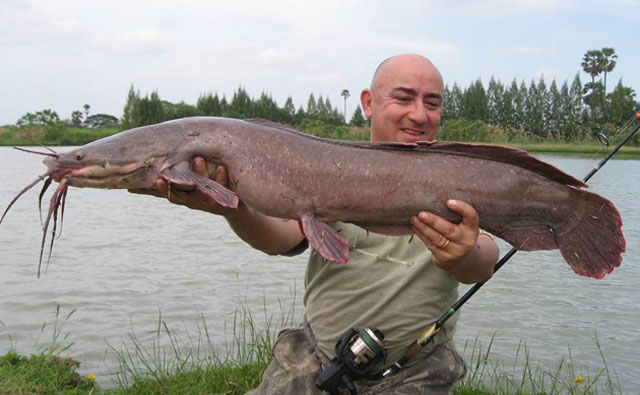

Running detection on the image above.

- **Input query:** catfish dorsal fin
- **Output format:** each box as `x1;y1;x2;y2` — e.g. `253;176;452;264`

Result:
420;141;587;188
243;119;307;135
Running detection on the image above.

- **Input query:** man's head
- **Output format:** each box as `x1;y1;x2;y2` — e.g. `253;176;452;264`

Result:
361;54;444;143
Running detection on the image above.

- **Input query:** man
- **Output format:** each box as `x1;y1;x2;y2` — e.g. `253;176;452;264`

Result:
133;54;499;394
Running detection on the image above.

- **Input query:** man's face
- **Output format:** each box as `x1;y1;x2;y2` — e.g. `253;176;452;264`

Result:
361;56;444;143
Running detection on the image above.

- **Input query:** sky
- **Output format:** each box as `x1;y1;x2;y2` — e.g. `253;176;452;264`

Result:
1;0;639;125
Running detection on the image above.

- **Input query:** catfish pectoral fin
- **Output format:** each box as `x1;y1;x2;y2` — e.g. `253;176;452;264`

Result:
300;214;349;264
161;162;238;209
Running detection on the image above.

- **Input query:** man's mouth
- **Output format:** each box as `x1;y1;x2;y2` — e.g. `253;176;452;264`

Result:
401;128;424;135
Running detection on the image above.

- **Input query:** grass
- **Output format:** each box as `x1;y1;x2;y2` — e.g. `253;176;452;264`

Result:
509;142;640;158
0;351;97;394
453;334;624;395
1;302;629;395
0;125;119;146
0;306;98;394
106;306;279;395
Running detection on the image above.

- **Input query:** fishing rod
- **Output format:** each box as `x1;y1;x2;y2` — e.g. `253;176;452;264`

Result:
380;112;640;379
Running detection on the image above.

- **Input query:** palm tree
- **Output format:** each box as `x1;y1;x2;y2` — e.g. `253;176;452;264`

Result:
340;89;350;122
600;47;617;93
581;50;602;85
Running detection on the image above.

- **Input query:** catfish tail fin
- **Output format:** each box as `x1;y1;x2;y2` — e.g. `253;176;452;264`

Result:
555;190;625;279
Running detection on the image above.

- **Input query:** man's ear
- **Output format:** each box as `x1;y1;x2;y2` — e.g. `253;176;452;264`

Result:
360;89;373;119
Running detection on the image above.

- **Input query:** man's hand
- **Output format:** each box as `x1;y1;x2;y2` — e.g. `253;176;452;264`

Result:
410;199;497;283
129;157;236;215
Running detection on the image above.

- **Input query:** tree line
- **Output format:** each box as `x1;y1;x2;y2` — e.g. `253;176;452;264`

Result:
11;48;638;144
443;73;637;141
121;86;368;131
444;48;637;141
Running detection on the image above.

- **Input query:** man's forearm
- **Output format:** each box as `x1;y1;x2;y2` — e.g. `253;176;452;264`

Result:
224;203;305;255
448;234;498;284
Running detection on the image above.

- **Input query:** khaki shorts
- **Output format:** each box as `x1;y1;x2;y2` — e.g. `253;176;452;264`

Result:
246;325;466;395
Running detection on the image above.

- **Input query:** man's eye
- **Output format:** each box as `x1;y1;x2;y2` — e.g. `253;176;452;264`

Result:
396;96;411;102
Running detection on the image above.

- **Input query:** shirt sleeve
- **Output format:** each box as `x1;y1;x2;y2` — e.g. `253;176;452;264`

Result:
280;238;309;257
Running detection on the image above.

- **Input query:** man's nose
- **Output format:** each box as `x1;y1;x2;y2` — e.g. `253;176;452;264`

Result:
407;101;428;124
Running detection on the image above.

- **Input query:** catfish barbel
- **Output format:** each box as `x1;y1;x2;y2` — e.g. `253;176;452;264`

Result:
1;117;625;278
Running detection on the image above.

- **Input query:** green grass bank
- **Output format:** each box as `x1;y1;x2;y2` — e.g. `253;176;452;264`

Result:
0;307;626;395
0;338;624;395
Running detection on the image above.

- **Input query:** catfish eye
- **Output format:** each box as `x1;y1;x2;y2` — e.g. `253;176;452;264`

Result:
75;152;84;161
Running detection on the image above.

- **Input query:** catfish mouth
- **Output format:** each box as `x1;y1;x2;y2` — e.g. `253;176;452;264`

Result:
44;159;152;188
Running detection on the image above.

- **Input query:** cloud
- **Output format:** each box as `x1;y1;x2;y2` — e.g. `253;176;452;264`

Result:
363;37;461;58
534;68;560;81
404;0;569;17
0;0;29;9
295;71;342;85
259;48;297;63
492;47;558;56
97;28;168;55
48;18;86;37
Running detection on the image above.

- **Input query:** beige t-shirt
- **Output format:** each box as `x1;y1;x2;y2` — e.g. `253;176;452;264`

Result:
303;222;460;368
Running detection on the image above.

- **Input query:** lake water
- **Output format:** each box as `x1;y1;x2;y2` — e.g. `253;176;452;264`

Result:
0;147;638;392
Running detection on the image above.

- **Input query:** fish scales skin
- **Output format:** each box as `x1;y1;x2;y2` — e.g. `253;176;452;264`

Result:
8;117;624;279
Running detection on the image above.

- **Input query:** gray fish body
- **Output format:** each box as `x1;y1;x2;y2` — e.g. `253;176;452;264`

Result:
28;117;626;278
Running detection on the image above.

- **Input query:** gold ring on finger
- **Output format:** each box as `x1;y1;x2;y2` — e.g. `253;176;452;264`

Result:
441;239;451;249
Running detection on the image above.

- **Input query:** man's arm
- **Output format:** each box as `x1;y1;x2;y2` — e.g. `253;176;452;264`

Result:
129;157;305;255
410;199;499;284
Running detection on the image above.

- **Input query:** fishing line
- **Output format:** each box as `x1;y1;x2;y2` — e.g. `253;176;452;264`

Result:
380;112;640;379
590;115;638;161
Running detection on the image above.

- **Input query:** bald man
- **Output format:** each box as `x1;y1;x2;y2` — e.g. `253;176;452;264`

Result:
133;54;499;394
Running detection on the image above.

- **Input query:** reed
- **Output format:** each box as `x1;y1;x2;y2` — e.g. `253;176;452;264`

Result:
0;303;628;394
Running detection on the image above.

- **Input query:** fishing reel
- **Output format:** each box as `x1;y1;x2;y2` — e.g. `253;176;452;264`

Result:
316;327;387;395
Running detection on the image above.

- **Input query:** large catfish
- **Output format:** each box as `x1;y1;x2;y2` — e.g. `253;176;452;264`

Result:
1;117;625;278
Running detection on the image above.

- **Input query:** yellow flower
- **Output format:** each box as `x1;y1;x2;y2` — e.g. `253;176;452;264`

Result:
575;375;584;384
88;374;96;382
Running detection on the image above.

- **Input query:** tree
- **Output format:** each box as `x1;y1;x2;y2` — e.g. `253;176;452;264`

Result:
583;82;606;126
197;92;222;116
16;109;60;127
284;96;296;119
606;79;636;125
581;50;602;85
546;80;562;137
350;105;366;127
461;79;488;121
524;79;543;135
122;85;141;129
316;95;327;121
513;81;527;130
163;101;200;120
83;104;91;120
229;87;252;118
71;111;84;127
486;77;504;125
535;78;549;135
84;113;119;128
253;92;279;120
341;89;350;121
306;93;318;118
600;47;617;94
498;80;515;132
445;83;463;120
